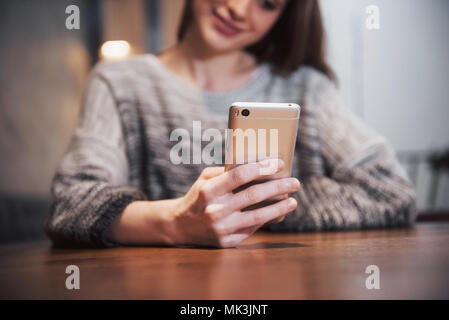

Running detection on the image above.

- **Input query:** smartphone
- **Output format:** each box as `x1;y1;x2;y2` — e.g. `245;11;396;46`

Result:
224;102;300;217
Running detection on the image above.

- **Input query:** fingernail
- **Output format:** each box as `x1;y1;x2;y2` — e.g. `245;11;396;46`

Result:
259;158;283;175
258;158;272;166
288;198;297;210
287;178;300;189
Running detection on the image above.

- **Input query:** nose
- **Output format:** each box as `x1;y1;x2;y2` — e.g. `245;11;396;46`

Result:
226;0;251;21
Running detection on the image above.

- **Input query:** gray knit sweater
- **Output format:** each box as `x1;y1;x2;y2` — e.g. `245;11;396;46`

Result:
44;54;417;247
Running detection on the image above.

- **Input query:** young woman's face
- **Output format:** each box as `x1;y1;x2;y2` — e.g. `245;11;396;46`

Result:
191;0;286;52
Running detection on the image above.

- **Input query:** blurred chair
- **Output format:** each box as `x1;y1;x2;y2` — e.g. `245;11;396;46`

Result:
0;194;50;243
427;149;449;208
397;148;449;221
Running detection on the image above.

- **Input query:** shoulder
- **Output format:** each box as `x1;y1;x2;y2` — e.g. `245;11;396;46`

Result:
91;54;161;79
88;54;162;101
265;64;337;103
274;66;346;132
290;65;337;99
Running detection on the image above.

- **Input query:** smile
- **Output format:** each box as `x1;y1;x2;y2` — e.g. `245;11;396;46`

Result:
211;7;244;37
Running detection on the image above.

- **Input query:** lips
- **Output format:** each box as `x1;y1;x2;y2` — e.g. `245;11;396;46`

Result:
211;8;243;37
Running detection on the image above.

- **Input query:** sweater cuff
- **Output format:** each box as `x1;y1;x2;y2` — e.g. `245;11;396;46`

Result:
90;186;147;247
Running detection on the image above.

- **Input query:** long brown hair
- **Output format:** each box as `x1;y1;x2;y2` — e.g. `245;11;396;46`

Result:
177;0;336;82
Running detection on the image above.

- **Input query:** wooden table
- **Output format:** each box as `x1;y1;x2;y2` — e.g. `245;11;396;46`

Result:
1;222;448;299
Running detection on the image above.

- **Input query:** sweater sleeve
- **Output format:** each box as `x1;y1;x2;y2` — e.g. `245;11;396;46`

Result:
44;75;146;247
270;74;417;231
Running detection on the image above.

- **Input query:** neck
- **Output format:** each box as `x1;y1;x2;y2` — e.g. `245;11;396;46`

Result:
160;26;257;92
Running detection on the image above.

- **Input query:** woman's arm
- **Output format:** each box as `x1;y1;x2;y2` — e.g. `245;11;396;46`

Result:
104;199;181;246
45;75;146;247
107;161;300;248
270;73;417;231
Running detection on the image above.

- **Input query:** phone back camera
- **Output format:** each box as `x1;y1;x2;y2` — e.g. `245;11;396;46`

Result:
242;109;250;117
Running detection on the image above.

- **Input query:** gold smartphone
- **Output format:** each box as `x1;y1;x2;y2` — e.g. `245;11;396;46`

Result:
224;102;300;219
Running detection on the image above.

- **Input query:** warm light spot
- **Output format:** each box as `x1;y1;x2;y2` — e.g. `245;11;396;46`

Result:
100;40;131;60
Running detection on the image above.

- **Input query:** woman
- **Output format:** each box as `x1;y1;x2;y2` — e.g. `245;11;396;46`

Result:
45;0;416;248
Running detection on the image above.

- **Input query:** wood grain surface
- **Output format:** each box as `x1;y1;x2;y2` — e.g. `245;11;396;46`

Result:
1;222;448;299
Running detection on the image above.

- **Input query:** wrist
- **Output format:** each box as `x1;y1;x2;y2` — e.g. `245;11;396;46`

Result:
161;196;186;246
109;198;185;246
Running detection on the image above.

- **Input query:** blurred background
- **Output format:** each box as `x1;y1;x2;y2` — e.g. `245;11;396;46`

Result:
1;0;448;242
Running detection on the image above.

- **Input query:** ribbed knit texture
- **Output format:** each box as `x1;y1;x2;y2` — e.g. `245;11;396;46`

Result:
44;54;417;247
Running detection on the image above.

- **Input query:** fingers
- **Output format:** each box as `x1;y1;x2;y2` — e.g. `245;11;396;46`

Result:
213;197;298;239
200;166;225;180
240;197;297;229
215;228;258;248
195;161;298;249
228;177;300;213
206;158;284;196
202;177;299;222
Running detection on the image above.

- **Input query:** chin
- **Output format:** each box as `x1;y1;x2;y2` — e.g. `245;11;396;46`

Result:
205;38;241;53
202;28;250;53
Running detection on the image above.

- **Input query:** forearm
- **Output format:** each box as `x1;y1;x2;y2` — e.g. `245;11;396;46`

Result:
270;162;417;232
106;198;183;246
46;177;147;247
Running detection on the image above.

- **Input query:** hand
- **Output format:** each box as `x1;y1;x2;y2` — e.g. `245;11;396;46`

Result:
170;158;300;248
